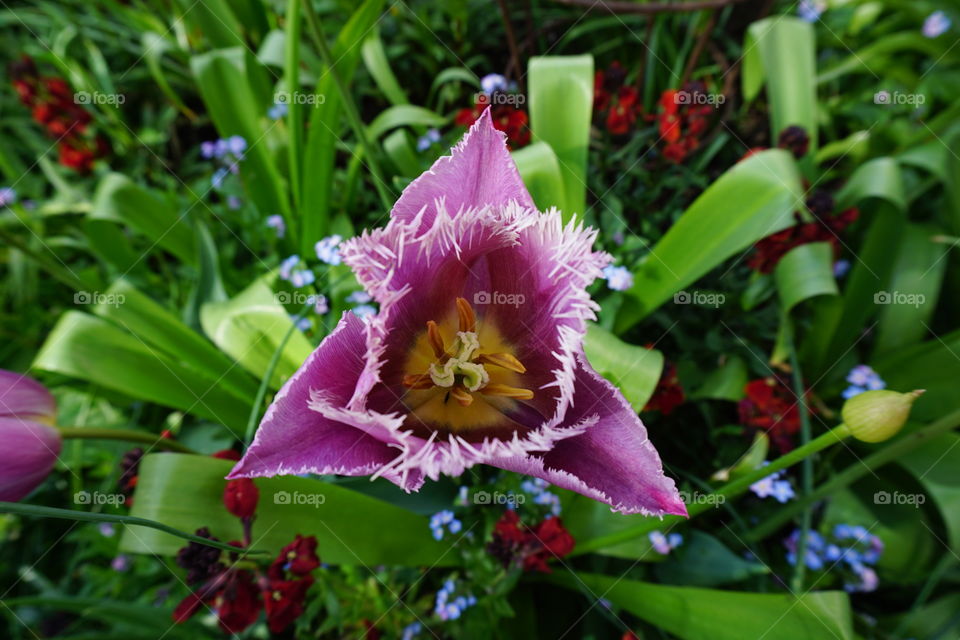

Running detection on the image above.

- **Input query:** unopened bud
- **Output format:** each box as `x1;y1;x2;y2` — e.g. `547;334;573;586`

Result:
841;389;924;443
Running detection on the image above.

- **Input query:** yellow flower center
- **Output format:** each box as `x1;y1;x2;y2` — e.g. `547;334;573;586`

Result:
401;298;533;433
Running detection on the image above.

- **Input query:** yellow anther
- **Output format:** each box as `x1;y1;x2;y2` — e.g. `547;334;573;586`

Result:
477;352;527;374
449;386;474;407
402;373;435;389
426;320;447;360
479;383;535;400
456;297;476;333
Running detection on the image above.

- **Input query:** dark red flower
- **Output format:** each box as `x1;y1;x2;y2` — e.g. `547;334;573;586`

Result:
264;577;313;633
777;125;810;159
269;534;320;579
747;203;858;274
58;140;96;173
215;570;263;634
212;449;241;461
487;511;575;573
223;478;259;519
176;527;225;585
738;378;805;453
662;142;687;164
456;103;530;149
644;361;685;415
606;86;639;135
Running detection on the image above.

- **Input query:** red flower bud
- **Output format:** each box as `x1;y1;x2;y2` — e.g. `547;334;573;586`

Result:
223;478;259;519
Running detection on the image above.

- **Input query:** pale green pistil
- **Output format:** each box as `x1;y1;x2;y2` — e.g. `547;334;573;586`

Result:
428;331;490;392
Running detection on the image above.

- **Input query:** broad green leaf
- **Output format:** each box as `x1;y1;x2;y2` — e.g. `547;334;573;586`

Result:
183;218;228;331
528;55;593;218
774;242;838;312
654;531;768;587
743;17;817;152
302;0;385;253
899;433;960;552
873;224;947;356
94;279;258;403
121;453;456;566
88;173;195;266
383;129;420;177
366;105;446;140
512;141;565;213
818;32;943;85
200;278;314;389
2;597;204;639
616;150;803;332
33;312;250;429
805;158;906;376
873;328;960;422
174;0;243;48
362;28;408;105
691;356;748;402
583;323;663;412
191;48;289;223
561;492;664;560
549;572;854;640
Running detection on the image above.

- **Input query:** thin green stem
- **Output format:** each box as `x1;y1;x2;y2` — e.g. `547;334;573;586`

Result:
789;321;814;593
0;502;267;556
57;427;197;454
747;407;960;542
573;424;851;554
285;0;303;215
302;0;393;213
244;300;313;446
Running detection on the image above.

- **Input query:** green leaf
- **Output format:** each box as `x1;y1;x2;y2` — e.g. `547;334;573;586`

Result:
121;453;457;566
899;433;960;553
174;0;244;48
549;572;854;640
873;224;948;356
691;356;748;402
561;492;665;561
805;158;906;376
88;173;195;266
743;17;817;151
366;105;446;140
873;328;960;422
362;28;408;105
93;279;258;403
528;55;593;218
654;531;768;587
301;0;385;253
616;150;803;331
200;278;314;389
33;312;251;429
583;323;663;412
512;141;566;213
774;242;838;312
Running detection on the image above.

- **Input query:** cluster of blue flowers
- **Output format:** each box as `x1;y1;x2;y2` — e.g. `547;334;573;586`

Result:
279;255;315;288
314;234;342;265
201;136;246;191
648;530;683;555
602;264;633;291
520;477;562;516
433;579;477;621
923;11;951;38
0;187;16;207
797;0;825;22
401;622;422;639
429;510;463;541
749;463;795;503
266;214;285;238
785;525;883;592
416;128;441;152
842;365;885;399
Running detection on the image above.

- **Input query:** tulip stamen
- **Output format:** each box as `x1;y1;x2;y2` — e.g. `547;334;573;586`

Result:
479;383;535;400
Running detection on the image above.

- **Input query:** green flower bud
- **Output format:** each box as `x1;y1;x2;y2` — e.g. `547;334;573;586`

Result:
841;389;925;443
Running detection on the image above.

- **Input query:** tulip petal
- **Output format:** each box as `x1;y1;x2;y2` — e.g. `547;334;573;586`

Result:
0;369;56;421
488;355;687;516
0;417;62;501
228;313;421;489
391;108;535;232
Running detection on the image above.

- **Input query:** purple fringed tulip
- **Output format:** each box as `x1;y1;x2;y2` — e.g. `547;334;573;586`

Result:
230;110;686;516
0;369;61;501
